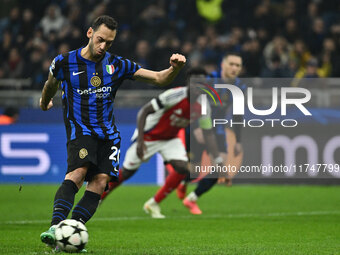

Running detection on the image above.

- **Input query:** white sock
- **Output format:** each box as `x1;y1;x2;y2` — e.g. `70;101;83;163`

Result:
186;191;198;202
149;197;157;204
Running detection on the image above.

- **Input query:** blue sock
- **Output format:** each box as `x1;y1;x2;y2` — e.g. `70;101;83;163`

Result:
51;180;78;226
194;177;218;197
72;190;101;224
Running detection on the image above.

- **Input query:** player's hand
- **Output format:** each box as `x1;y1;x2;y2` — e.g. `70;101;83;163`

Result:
40;98;53;111
169;53;186;70
193;128;205;144
137;139;146;160
234;143;243;157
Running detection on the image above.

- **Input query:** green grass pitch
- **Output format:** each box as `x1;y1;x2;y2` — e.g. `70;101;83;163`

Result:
0;184;339;255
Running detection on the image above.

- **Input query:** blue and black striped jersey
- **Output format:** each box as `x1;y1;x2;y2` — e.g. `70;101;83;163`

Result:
49;48;141;141
209;71;247;99
208;71;246;109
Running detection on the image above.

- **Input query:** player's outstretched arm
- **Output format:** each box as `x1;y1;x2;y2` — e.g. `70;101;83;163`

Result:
40;73;60;111
133;53;186;86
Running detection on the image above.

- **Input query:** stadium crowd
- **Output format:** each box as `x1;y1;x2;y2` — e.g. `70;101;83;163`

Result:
0;0;340;90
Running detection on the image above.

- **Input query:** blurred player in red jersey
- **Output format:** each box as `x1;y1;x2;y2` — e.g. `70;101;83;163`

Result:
100;68;223;218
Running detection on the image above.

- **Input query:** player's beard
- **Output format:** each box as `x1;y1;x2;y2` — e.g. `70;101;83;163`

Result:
89;39;104;60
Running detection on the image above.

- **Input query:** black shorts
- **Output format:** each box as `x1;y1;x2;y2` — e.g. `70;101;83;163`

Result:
67;135;121;182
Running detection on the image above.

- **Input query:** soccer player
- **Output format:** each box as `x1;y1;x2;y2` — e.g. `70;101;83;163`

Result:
100;68;223;218
178;52;245;215
39;15;186;251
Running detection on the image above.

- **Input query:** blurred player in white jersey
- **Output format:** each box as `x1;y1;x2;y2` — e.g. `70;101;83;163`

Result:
100;68;223;218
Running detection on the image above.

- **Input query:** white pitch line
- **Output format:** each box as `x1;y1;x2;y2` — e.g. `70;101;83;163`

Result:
1;210;340;225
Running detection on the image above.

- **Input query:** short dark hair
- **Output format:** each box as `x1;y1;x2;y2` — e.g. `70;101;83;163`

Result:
92;15;118;31
186;67;207;86
186;67;208;78
223;52;242;60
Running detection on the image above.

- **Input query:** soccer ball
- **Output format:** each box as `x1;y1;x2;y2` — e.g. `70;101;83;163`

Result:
55;219;88;252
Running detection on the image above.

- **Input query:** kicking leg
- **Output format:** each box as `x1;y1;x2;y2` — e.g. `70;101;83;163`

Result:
72;173;110;224
40;166;87;247
183;175;218;215
144;160;188;218
175;163;199;200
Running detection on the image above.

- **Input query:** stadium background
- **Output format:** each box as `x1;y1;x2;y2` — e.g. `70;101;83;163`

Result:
1;0;340;184
0;1;339;255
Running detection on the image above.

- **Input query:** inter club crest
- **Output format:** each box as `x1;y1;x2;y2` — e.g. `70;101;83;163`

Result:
106;65;115;75
90;76;101;87
79;148;88;159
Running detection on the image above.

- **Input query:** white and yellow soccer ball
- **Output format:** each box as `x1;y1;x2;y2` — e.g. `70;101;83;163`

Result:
55;219;89;253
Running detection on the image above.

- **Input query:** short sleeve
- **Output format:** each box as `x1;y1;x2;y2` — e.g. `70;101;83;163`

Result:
117;57;141;80
150;87;187;111
158;87;187;109
150;97;163;111
235;77;247;92
49;54;64;81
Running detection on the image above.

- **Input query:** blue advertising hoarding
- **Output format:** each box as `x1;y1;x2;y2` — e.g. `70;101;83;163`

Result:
0;124;160;184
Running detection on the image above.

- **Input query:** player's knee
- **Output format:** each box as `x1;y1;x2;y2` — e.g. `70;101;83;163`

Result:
169;160;189;175
89;174;110;193
122;168;138;181
65;166;88;189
